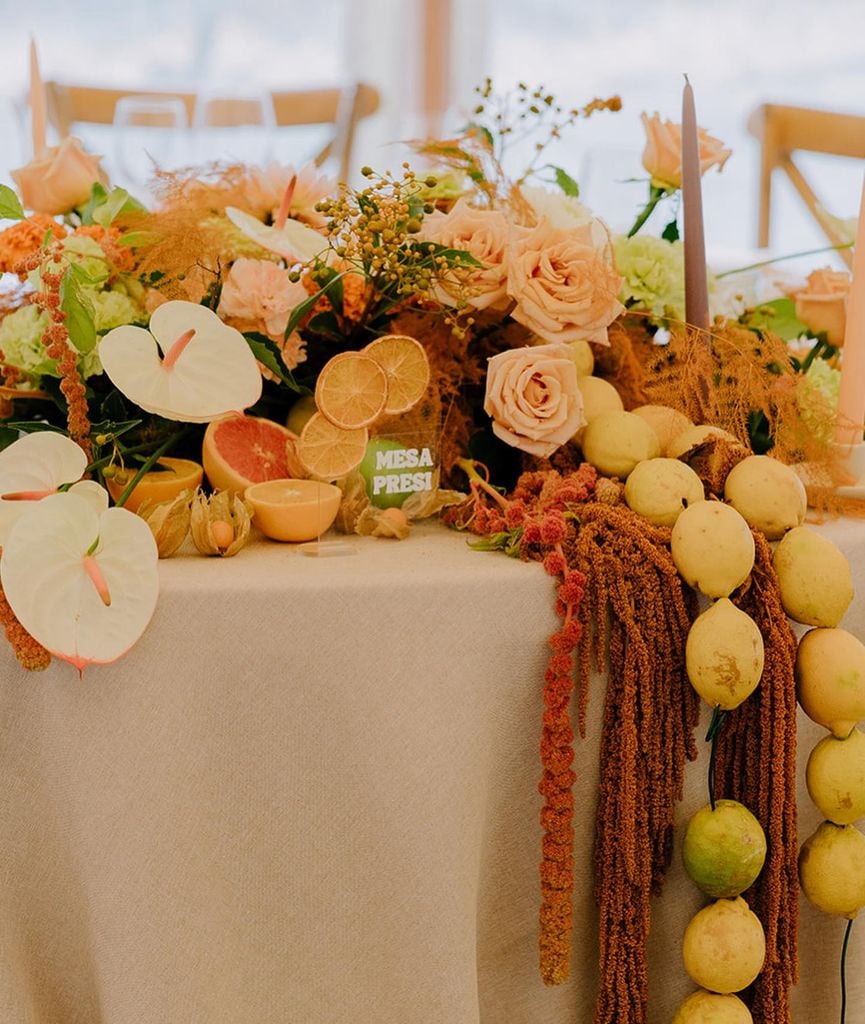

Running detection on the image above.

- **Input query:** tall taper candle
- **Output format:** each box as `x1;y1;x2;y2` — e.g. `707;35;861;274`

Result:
29;38;47;157
835;176;865;445
681;76;709;331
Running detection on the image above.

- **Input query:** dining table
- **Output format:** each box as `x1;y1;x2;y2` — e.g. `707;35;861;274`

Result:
1;517;863;1024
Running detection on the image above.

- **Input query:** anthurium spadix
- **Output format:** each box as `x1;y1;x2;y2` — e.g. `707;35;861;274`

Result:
0;431;104;545
225;206;327;263
98;300;262;423
0;490;159;673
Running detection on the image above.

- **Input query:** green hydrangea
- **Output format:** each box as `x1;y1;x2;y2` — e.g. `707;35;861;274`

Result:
614;234;686;323
0;302;102;380
27;235;112;291
796;357;841;442
87;287;145;333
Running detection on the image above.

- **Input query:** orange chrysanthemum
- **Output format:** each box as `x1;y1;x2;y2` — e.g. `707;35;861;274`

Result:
0;214;67;274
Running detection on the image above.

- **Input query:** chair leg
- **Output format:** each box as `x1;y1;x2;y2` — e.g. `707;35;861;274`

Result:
757;144;773;248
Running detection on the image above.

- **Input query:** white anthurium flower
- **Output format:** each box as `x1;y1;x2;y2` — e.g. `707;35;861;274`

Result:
0;431;96;545
225;206;328;263
98;300;262;423
0;491;159;674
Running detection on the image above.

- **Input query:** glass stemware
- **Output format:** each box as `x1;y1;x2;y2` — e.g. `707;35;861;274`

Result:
191;90;276;166
112;95;190;193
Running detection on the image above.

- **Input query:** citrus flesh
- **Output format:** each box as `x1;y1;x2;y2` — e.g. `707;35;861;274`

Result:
683;800;767;897
202;415;293;495
315;351;388;429
296;412;368;479
362;334;431;415
106;457;203;513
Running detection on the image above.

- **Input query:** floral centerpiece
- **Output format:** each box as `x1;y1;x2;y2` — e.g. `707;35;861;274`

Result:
0;80;862;1024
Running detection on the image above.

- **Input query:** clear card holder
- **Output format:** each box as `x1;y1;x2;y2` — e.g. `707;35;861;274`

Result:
298;411;441;557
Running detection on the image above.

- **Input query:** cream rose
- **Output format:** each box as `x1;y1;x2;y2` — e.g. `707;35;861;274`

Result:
484;343;585;457
422;200;514;310
11;138;107;216
793;267;850;347
506;219;623;345
640;112;731;190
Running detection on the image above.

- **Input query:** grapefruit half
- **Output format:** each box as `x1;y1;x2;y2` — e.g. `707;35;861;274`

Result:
203;415;296;495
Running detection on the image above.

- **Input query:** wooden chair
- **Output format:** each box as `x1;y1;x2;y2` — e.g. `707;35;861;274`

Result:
43;82;380;181
747;103;865;269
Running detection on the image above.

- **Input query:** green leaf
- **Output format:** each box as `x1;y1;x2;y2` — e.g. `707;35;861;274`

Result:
464;122;495;150
313;265;344;311
307;311;341;336
60;269;97;354
81;183;146;226
116;230;158;248
80;182;110;225
89;418;142;442
0;184;25;220
409;241;483;268
244;332;301;392
283;271;346;340
93;187;132;228
0;426;20;450
552;166;580;198
661;218;680;242
5;420;67;434
742;297;809;342
468;531;512;552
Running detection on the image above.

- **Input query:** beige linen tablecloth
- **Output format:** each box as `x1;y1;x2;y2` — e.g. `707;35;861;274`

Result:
1;520;863;1024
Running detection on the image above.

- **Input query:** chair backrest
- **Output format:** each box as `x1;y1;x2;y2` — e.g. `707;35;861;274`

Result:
747;103;865;268
43;81;380;181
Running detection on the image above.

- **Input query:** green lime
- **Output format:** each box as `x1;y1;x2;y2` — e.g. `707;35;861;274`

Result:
683;800;766;898
358;438;436;509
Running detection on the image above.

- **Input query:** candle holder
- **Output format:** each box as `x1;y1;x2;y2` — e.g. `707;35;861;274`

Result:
830;440;865;499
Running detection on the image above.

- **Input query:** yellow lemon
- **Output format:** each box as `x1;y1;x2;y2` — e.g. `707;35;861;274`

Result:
796;628;865;738
806;729;865;825
682;897;765;994
624;457;705;527
686;599;764;710
632;404;693;456
799;821;865;918
667;424;739;460
773;526;853;628
571;376;623;442
671;501;755;598
724;455;807;539
580;410;660;479
672;989;753;1023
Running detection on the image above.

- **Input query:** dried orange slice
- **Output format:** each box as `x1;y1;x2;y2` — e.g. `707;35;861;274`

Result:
363;334;431;415
314;351;388;429
296;412;368;479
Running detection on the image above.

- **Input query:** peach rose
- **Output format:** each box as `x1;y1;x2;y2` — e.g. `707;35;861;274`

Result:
484;343;585;457
793;267;850;346
640;112;731;190
11;138;107;216
422;200;515;310
506;219;623;345
218;258;308;339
